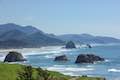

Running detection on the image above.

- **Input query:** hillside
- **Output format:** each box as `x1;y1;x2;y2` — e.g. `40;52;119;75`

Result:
0;23;119;48
57;34;120;44
0;23;64;48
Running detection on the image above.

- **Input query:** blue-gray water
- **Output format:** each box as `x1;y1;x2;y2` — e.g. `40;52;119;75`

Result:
1;44;120;80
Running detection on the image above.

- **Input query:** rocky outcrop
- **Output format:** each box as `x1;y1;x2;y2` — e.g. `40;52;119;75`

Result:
65;41;76;49
4;51;26;62
86;44;92;48
54;55;68;61
75;54;104;63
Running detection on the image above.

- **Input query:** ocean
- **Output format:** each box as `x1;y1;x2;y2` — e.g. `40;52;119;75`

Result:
0;44;120;80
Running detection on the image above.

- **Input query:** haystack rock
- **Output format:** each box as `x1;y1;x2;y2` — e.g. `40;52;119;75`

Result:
65;41;76;49
4;51;26;62
54;55;68;61
75;54;104;63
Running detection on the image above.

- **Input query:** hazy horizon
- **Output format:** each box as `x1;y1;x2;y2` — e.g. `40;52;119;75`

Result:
0;0;120;38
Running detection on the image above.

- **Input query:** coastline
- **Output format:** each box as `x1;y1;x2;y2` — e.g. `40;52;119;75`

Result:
0;44;120;80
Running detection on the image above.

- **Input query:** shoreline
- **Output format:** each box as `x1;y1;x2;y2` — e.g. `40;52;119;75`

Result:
0;44;120;80
0;42;120;50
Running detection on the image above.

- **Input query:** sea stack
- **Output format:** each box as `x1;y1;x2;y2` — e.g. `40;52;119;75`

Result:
75;54;104;63
4;51;26;62
65;41;76;49
54;55;68;61
86;44;92;48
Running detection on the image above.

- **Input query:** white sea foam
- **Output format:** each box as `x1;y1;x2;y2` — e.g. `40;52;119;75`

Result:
44;55;53;58
46;67;65;71
22;47;71;56
65;67;94;71
46;66;94;72
62;72;77;76
86;65;94;68
46;66;95;76
23;50;61;56
0;56;6;61
0;53;7;61
53;65;65;67
105;59;110;62
50;50;61;53
108;68;120;72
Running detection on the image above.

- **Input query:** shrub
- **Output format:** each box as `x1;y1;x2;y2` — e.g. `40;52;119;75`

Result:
16;65;33;80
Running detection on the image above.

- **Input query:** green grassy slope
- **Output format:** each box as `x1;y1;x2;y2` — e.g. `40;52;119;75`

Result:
0;63;22;80
0;63;105;80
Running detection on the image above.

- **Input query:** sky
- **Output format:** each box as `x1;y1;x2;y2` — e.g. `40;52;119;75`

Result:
0;0;120;38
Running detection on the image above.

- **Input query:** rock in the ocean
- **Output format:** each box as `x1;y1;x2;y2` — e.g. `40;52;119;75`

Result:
4;51;26;62
86;44;92;48
65;41;76;49
54;55;68;61
75;54;104;63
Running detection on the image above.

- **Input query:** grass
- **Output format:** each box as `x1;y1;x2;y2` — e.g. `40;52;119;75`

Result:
0;62;105;80
0;62;22;80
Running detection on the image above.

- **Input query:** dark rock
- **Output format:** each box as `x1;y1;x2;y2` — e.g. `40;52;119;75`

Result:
54;55;68;61
65;41;76;49
75;54;104;63
86;44;92;48
4;51;26;62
